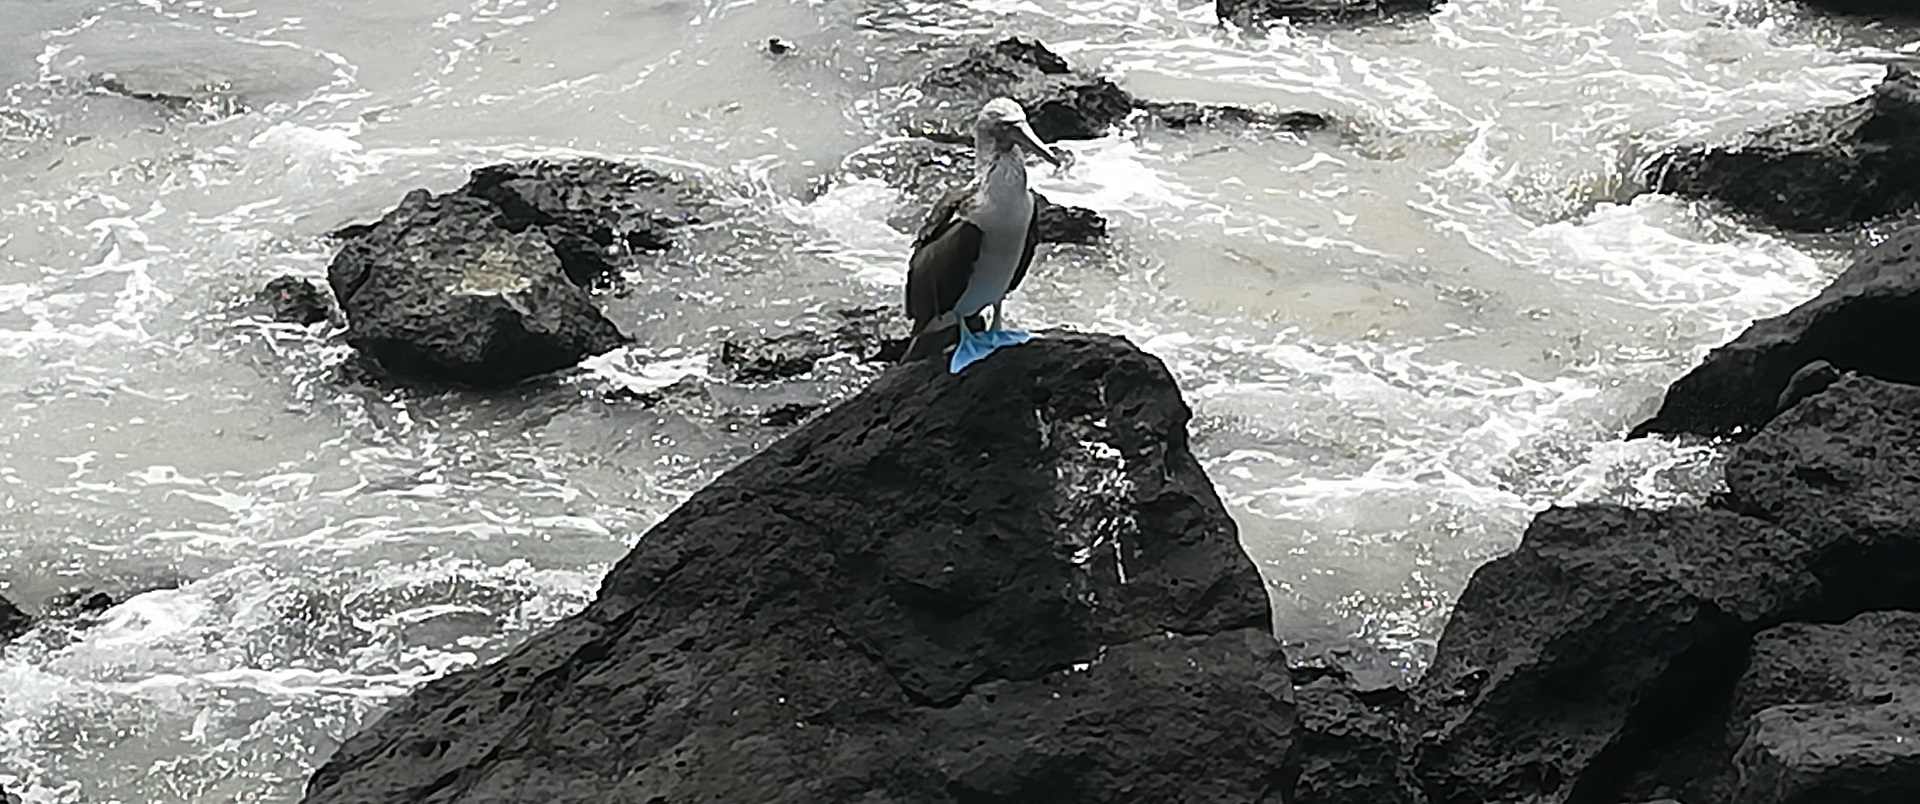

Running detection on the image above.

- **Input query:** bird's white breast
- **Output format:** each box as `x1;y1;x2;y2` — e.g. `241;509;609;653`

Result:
954;159;1034;318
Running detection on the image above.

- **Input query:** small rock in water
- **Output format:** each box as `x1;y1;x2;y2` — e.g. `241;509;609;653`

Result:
255;275;335;326
1135;100;1331;132
899;36;1136;144
766;37;794;55
326;157;709;388
1215;0;1444;27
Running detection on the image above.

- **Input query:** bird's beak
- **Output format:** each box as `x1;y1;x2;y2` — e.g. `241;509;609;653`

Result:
1012;120;1064;167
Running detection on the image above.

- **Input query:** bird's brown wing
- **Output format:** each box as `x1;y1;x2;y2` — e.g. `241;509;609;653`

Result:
1009;190;1045;294
904;186;981;331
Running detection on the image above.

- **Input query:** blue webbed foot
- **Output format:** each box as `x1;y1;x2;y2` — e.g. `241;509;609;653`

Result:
948;325;1033;374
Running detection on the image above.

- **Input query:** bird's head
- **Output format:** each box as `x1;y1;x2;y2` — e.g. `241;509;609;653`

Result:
974;97;1063;167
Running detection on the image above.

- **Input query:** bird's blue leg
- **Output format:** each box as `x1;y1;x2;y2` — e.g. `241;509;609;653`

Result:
975;300;1032;348
949;308;1028;374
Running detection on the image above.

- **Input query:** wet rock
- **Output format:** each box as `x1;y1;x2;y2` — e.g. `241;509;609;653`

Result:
327;189;632;388
0;593;28;643
254;275;335;326
301;333;1295;804
1642;67;1920;232
1135;100;1331;133
327;157;704;387
1721;374;1920;605
1034;195;1106;244
0;783;18;804
717;306;910;383
460;158;707;286
767;37;795;55
1216;0;1443;27
1629;223;1920;439
1411;505;1818;804
1416;373;1920;804
1733;693;1920;804
900;37;1136;144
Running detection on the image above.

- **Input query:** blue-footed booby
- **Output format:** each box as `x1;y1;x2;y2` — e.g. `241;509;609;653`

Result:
900;97;1066;373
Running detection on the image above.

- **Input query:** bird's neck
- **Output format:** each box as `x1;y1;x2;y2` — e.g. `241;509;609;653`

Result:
973;139;1027;198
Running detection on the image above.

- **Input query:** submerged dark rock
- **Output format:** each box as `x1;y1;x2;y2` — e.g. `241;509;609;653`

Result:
326;157;704;388
1642;67;1920;232
901;37;1135;144
1216;0;1443;27
1135;101;1331;133
254;275;334;326
717;306;909;383
301;333;1297;804
1629;222;1920;439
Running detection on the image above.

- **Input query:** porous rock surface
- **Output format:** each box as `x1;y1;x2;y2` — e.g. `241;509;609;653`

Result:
1642;66;1920;233
301;333;1299;804
1629;220;1920;439
326;157;707;388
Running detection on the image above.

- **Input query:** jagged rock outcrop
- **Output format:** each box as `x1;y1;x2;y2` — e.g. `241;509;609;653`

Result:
1408;373;1920;804
301;333;1299;804
1629;221;1920;439
1642;67;1920;232
327;158;707;388
1215;0;1443;28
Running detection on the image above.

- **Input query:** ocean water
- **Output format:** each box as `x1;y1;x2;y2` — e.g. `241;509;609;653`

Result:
0;0;1908;799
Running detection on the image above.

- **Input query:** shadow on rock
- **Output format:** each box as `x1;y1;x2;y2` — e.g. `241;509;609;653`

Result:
300;332;1298;804
1641;67;1920;233
325;157;710;389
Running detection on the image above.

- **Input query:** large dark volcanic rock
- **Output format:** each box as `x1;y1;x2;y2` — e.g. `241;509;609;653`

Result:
1216;0;1443;27
1410;374;1920;804
900;37;1135;145
1411;505;1818;804
1642;67;1920;233
326;157;705;388
1629;223;1920;439
301;333;1298;804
